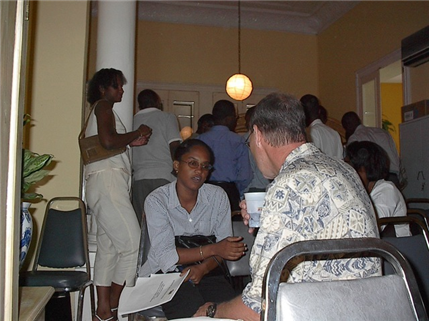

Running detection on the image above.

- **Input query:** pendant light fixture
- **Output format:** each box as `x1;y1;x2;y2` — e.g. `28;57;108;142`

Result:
226;0;253;101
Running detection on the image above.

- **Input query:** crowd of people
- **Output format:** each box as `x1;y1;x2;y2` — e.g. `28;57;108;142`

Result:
83;68;408;321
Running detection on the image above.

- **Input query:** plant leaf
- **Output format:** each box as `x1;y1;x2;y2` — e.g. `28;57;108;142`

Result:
22;150;53;178
22;192;43;200
24;169;51;184
21;149;53;198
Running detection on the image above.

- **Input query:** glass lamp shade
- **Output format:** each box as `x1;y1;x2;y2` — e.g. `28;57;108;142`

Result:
226;73;253;101
180;126;193;140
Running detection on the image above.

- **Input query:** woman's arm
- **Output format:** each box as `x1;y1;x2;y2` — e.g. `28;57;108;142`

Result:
177;249;221;284
176;237;246;284
176;237;245;265
95;100;151;149
144;190;180;273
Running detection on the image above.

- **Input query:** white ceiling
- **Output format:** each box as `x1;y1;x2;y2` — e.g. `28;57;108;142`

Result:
94;1;360;35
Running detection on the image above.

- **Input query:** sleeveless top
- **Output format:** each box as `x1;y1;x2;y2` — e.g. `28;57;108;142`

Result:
84;99;131;178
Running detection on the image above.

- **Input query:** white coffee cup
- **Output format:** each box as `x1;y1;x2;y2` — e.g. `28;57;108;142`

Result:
244;192;266;228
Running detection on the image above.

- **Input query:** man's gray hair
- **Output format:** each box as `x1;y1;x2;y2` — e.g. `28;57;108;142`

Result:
249;92;306;147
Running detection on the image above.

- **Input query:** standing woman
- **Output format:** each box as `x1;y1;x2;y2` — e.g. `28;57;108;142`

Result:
84;68;151;321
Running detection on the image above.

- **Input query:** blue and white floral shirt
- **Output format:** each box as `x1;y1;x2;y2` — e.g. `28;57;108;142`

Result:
242;143;381;313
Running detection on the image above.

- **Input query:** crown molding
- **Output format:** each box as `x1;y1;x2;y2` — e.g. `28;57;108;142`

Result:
93;1;359;35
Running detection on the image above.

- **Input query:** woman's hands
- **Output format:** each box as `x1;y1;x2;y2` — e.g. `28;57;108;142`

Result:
240;199;255;234
130;124;152;147
181;264;207;285
180;236;246;283
96;101;153;149
177;236;246;283
213;236;247;260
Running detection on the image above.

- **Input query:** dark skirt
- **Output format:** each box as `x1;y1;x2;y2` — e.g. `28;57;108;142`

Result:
161;274;236;319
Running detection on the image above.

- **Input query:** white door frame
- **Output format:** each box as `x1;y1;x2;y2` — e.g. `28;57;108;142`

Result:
0;0;29;319
356;49;408;126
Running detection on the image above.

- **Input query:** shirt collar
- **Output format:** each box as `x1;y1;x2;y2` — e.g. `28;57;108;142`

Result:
135;107;159;115
281;143;317;171
210;125;230;131
310;119;323;127
167;181;210;210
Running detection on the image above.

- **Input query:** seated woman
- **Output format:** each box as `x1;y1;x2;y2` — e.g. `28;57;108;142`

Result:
139;139;246;319
346;141;410;237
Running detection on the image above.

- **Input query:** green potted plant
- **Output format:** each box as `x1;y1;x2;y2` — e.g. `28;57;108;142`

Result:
20;115;54;268
21;114;54;200
21;149;53;200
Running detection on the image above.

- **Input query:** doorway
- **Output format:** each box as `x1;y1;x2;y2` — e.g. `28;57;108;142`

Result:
356;49;404;149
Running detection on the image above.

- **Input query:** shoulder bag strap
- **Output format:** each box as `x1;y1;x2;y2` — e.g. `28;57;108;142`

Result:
78;99;105;140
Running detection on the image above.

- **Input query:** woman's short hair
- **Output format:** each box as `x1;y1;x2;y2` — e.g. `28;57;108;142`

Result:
87;68;127;104
249;92;306;147
174;139;214;165
346;141;390;181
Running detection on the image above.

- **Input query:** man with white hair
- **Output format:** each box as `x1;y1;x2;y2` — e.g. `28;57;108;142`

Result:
195;92;381;320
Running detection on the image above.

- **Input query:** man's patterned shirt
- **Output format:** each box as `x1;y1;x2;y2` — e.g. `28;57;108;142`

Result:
242;143;381;313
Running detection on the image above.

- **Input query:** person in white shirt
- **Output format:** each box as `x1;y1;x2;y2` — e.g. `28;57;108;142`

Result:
132;89;182;226
346;141;410;237
342;111;400;186
300;94;343;159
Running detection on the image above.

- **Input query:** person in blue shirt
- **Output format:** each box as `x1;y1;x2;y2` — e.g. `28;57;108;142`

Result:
198;100;252;211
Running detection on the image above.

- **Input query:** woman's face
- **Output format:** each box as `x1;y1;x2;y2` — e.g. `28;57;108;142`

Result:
101;77;124;103
173;145;212;192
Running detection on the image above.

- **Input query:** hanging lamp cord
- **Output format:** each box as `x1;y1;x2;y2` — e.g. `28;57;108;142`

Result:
238;0;241;73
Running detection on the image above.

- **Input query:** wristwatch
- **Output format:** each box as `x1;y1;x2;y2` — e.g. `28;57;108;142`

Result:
206;303;217;318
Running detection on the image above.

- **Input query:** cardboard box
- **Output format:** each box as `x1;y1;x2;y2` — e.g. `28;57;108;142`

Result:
402;100;429;122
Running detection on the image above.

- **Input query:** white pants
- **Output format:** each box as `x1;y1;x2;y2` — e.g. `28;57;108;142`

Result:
86;169;140;286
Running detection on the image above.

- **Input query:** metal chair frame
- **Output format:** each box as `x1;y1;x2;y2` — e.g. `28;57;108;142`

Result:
406;198;429;230
380;216;429;311
20;197;95;321
261;238;428;321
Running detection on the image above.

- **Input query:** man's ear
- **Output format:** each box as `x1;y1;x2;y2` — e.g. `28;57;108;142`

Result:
253;125;263;147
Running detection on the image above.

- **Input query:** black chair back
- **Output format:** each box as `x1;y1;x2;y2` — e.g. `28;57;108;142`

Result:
380;216;429;310
20;197;95;321
38;208;86;268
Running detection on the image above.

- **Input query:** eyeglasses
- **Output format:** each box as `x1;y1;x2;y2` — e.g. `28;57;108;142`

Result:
245;130;253;147
180;160;213;171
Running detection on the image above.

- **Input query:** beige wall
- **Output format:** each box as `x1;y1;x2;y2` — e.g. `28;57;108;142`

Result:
318;1;429;121
137;21;319;97
22;1;89;268
89;19;319;99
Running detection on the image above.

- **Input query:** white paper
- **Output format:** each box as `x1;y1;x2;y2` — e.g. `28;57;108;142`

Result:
118;271;189;316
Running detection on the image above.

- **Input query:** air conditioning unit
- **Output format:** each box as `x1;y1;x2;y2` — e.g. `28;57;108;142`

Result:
402;25;429;67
